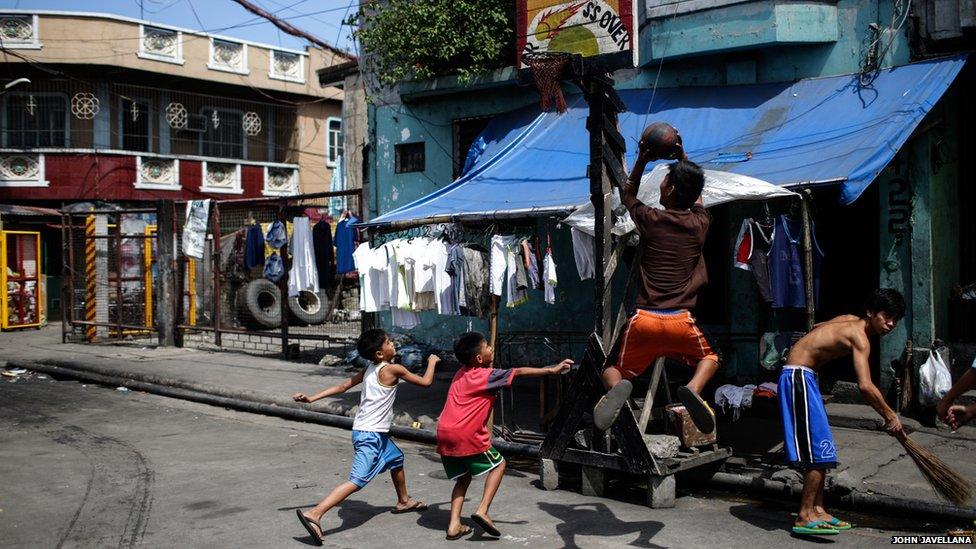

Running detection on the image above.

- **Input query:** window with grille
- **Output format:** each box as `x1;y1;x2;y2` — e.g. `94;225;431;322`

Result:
200;108;243;159
327;117;343;167
2;94;69;148
395;142;425;174
120;98;152;152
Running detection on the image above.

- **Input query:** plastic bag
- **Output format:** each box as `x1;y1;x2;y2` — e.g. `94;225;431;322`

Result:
919;348;952;406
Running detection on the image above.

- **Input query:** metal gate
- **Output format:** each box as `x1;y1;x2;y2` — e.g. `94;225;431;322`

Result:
61;207;160;342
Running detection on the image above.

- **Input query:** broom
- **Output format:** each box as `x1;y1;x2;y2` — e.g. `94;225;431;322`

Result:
898;432;974;506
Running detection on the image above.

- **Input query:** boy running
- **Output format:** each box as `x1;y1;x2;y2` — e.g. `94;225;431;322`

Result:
292;328;438;545
437;331;572;540
779;289;905;536
595;123;720;434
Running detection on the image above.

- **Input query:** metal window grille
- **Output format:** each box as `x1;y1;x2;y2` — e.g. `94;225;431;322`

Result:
395;142;425;174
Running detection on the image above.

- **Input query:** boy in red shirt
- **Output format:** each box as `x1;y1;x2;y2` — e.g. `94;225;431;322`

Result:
436;331;572;540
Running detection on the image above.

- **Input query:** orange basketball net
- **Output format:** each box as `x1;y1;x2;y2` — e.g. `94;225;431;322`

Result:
524;52;570;113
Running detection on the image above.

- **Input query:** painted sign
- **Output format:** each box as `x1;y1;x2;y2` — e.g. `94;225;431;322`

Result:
517;0;637;70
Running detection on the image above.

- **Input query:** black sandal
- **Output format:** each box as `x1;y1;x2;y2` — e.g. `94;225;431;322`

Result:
295;509;323;546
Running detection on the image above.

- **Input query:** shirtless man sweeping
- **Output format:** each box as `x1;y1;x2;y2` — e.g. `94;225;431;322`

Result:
779;288;906;536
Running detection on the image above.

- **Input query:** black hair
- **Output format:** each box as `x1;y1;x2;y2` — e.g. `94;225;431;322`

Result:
666;160;705;209
454;331;487;366
866;288;906;320
356;328;388;363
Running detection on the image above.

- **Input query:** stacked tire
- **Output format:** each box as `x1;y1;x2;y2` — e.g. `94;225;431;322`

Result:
236;280;330;328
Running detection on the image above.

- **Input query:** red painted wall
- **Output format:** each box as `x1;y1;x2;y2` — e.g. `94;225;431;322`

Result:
0;154;268;202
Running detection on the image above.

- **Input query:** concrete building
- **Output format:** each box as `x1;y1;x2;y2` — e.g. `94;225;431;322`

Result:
361;0;975;394
0;10;352;203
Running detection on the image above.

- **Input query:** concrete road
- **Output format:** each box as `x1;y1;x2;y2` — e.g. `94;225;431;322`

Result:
0;376;955;548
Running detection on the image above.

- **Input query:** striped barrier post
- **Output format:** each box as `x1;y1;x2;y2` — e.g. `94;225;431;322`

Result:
85;214;97;342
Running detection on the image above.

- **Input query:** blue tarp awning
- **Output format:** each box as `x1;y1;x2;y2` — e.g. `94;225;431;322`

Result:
363;55;966;228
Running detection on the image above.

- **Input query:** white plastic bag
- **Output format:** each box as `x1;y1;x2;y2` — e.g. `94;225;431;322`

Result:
919;348;952;406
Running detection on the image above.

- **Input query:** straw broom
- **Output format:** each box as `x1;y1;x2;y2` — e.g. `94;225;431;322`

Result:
897;432;974;506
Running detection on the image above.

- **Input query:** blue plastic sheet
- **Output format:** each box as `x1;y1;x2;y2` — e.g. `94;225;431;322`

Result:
363;55;965;228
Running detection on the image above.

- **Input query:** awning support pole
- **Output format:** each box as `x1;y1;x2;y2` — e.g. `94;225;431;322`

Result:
801;190;816;330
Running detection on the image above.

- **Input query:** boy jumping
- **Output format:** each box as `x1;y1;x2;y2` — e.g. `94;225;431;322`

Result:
292;328;439;545
778;289;905;536
437;331;572;540
594;123;720;434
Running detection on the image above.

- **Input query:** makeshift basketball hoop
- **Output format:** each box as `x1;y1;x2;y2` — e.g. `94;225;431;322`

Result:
523;51;573;113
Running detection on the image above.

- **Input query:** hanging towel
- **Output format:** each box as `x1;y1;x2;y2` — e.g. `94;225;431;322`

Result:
312;219;335;289
288;217;318;297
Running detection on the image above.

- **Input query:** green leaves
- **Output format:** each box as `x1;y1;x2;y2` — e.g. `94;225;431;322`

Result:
355;0;513;87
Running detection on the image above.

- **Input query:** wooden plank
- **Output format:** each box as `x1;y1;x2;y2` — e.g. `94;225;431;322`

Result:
563;448;646;474
603;144;627;189
603;113;626;155
539;333;606;459
660;447;732;474
637;358;666;434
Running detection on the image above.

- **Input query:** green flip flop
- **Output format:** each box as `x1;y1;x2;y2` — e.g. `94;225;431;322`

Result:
792;520;839;536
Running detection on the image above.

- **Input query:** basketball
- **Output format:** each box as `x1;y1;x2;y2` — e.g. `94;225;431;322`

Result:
640;122;684;160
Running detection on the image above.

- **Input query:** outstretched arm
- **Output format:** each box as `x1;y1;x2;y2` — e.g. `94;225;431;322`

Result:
938;367;976;423
389;355;440;388
514;359;573;378
293;369;365;403
853;335;902;437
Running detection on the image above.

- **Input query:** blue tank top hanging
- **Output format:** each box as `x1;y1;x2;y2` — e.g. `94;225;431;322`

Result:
769;214;823;309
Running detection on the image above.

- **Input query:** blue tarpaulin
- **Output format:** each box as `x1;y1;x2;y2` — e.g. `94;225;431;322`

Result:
364;55;966;228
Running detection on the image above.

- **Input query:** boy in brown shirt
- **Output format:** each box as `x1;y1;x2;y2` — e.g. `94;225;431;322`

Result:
594;123;720;434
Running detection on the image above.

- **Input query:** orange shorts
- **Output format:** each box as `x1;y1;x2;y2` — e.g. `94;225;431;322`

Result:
612;309;719;379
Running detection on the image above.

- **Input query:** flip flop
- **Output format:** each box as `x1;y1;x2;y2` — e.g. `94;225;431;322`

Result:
295;509;323;546
391;499;428;514
792;520;839;536
471;513;501;537
676;385;716;434
594;380;633;431
826;517;853;530
445;525;473;540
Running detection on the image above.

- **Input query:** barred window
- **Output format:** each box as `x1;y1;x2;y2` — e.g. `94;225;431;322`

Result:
395;142;425;174
200;108;243;159
2;93;69;148
120;97;152;153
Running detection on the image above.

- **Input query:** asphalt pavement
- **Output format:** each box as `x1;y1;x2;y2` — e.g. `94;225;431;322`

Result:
0;375;961;548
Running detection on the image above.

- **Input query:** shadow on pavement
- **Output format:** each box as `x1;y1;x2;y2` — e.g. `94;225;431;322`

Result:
537;501;665;548
728;503;790;532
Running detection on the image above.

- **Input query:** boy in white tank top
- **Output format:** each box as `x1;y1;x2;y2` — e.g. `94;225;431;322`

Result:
291;329;440;545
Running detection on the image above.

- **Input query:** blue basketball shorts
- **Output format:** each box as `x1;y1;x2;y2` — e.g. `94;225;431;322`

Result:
779;366;838;471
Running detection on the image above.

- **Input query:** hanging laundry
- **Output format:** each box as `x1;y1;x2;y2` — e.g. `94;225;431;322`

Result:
506;248;528;308
244;223;265;270
265;219;287;250
769;214;823;308
182;199;211;259
521;239;541;290
264;252;284;282
287;217;319;298
382;240;420;327
544;250;557;304
431;239;457;316
570;227;595;280
353;242;389;313
312;219;335;289
461;246;490;317
447;244;467;314
334;214;358;274
734;218;775;303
